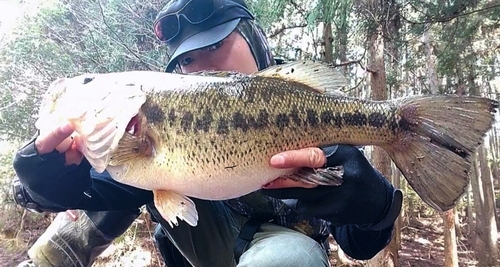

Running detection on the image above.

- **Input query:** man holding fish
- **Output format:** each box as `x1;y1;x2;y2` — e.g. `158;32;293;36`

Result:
12;0;441;266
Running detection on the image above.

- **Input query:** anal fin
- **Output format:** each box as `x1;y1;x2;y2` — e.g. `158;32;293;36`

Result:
153;190;199;228
282;166;344;186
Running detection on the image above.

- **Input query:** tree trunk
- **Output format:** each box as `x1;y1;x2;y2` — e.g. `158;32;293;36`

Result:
489;130;499;179
360;1;404;265
322;22;333;63
365;21;398;267
454;210;462;240
494;127;500;178
471;155;485;252
336;18;348;75
424;25;460;264
442;209;459;267
471;146;500;266
491;128;500;180
466;183;474;237
477;144;499;265
488;125;499;220
423;29;438;94
385;1;401;98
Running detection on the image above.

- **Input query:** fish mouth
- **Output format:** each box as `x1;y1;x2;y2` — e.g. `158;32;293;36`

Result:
126;114;141;136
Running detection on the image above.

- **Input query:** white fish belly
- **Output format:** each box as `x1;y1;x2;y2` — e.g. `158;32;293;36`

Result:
108;163;294;200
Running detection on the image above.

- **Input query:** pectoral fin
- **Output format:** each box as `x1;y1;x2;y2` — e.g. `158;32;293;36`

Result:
153;190;199;228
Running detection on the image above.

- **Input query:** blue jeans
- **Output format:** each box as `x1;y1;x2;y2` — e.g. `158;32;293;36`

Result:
238;222;330;267
154;199;330;267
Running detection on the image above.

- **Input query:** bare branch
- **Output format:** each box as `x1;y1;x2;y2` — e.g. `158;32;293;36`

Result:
268;24;307;39
289;0;308;18
340;59;377;73
96;0;154;71
401;3;500;25
344;76;367;94
332;50;377;74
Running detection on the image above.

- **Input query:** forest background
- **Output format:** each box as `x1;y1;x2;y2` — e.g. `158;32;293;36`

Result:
0;0;499;266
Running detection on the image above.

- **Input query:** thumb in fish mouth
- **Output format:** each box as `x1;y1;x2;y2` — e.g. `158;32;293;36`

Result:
262;178;318;189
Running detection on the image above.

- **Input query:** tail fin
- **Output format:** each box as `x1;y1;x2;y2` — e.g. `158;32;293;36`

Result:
386;95;498;211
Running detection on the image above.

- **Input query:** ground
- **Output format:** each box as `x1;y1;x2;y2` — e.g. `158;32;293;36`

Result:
397;216;478;267
0;206;491;267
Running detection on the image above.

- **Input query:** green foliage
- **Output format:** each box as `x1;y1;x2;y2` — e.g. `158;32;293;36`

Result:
247;0;287;30
0;0;167;142
305;0;342;29
402;0;499;95
408;0;480;24
0;141;18;205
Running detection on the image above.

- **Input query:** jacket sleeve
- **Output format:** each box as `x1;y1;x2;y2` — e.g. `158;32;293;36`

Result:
12;135;153;212
331;224;393;260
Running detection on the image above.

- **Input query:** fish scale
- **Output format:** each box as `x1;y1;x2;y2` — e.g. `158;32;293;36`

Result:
35;60;498;227
151;76;399;146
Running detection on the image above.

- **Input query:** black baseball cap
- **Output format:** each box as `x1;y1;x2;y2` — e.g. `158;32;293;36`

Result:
154;0;254;72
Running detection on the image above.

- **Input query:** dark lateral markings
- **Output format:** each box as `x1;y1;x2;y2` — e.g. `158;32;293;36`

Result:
342;111;367;127
195;110;213;132
306;109;319;126
217;118;229;134
290;109;301;126
168;109;177;127
320;110;334;124
368;112;387;127
256;110;269;128
231;112;249;132
181;111;194;132
275;113;290;130
144;102;166;124
171;110;392;134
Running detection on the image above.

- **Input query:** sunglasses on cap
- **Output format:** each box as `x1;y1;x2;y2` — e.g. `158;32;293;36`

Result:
154;0;252;43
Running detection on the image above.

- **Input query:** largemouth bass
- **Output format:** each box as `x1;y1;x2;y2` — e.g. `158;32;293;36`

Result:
36;61;498;227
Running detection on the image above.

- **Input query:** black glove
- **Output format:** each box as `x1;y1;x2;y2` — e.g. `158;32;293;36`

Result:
262;145;402;229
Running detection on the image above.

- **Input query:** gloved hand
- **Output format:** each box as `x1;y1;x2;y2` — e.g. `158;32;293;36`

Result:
262;145;402;229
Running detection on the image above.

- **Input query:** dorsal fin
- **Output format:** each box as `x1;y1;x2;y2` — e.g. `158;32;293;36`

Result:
256;60;348;96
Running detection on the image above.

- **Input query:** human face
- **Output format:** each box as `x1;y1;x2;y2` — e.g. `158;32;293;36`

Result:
177;31;258;75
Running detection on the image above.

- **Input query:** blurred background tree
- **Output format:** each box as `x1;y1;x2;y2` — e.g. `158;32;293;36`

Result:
0;0;499;266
